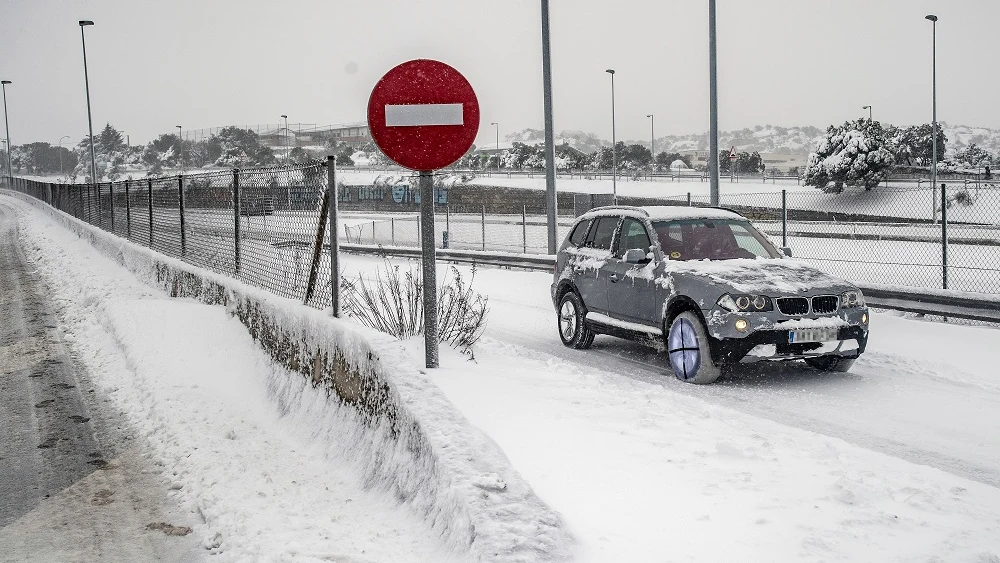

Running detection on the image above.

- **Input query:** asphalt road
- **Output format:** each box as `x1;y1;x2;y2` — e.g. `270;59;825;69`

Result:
0;203;202;562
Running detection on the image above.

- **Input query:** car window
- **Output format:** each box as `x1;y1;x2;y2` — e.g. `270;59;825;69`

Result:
568;219;591;247
585;216;619;251
730;222;773;258
615;218;652;258
652;219;779;260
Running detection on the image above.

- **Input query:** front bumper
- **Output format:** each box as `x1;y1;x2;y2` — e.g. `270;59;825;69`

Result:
709;324;869;365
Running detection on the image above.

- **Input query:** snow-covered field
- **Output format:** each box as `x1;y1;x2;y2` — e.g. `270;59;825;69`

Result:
4;190;1000;561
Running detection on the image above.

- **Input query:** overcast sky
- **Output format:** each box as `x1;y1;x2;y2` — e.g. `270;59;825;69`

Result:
2;0;998;149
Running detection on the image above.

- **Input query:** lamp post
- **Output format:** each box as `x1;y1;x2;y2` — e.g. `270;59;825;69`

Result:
58;135;70;177
490;122;499;170
646;113;655;171
606;69;617;204
0;139;7;184
926;14;938;224
281;114;289;163
862;105;872;121
78;21;98;185
1;80;11;185
176;125;184;173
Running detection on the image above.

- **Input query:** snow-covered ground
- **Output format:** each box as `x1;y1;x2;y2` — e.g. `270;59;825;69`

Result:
338;255;1000;562
5;193;1000;562
7;201;469;563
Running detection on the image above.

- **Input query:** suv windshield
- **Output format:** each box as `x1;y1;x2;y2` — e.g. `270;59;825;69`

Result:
652;219;780;261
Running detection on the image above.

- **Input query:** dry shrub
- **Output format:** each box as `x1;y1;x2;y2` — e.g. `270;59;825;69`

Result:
342;259;489;352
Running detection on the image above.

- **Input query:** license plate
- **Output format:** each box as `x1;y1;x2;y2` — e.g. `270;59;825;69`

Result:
788;327;839;343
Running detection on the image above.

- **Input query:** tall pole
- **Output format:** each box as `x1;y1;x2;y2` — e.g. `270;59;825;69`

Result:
281;114;289;163
491;121;499;170
176;125;184;173
418;169;438;368
926;14;938;224
646;113;654;169
708;0;720;206
1;81;11;185
541;0;558;253
79;21;98;184
862;105;872;121
59;135;70;177
606;69;617;205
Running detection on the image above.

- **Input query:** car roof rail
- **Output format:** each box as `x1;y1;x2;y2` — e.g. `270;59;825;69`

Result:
588;205;650;216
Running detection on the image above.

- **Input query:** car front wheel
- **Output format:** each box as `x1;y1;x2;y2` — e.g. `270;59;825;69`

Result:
558;291;595;349
666;311;722;384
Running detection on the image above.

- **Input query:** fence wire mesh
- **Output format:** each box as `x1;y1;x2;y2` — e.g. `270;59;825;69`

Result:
4;172;1000;303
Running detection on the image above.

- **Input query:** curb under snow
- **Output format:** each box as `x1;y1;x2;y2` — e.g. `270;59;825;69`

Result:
1;190;574;562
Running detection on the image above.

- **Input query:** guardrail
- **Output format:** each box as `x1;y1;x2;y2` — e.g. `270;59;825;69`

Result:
337;243;1000;323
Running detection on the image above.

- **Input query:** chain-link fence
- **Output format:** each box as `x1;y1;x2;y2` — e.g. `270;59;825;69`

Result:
616;184;1000;294
3;170;1000;303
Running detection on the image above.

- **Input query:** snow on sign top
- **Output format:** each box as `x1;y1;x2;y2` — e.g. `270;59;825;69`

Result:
367;59;480;171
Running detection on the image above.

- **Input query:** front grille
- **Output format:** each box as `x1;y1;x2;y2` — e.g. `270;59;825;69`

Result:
776;297;809;316
811;295;839;315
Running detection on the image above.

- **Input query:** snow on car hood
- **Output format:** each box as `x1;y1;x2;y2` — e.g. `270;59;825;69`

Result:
663;258;853;294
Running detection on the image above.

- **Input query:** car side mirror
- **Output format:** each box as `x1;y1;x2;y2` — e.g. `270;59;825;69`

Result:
622;248;648;264
780;246;792;257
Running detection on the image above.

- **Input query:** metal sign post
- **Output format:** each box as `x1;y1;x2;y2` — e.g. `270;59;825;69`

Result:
368;59;480;369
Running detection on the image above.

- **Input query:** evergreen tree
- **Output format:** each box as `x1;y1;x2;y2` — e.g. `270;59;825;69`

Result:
804;119;893;192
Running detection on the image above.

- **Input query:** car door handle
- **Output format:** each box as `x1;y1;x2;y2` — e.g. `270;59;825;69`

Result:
609;273;619;283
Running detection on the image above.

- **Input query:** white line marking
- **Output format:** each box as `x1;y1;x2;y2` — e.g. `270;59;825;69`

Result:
385;104;464;127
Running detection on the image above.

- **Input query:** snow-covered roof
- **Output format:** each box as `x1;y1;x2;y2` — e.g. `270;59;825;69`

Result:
583;205;743;222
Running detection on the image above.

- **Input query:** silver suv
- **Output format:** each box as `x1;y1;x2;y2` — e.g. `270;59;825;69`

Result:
551;205;869;384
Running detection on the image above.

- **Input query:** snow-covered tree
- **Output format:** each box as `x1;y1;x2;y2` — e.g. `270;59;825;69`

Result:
804;119;894;192
956;143;991;168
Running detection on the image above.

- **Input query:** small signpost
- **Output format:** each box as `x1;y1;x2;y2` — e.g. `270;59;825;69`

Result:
368;59;480;368
728;146;737;181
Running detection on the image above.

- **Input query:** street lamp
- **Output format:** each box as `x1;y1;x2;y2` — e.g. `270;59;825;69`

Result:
862;105;872;121
59;135;70;177
646;113;655;170
926;14;939;224
78;21;98;185
1;80;11;185
606;69;617;204
281;114;289;163
175;125;184;173
490;122;499;170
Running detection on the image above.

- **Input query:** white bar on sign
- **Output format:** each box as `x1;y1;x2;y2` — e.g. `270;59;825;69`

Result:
385;103;464;127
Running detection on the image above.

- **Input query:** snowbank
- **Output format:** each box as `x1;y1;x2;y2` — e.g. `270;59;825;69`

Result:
0;190;573;562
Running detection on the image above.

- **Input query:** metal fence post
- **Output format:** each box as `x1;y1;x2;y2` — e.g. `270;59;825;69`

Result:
372;220;377;244
109;181;116;232
687;192;692;206
781;189;788;248
941;183;948;289
328;156;340;317
148;178;154;247
125;180;131;239
522;205;527;254
391;217;395;245
481;204;486;251
233;168;241;274
178;175;186;256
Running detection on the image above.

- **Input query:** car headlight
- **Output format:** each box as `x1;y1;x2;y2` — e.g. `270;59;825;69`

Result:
841;290;866;308
717;293;773;312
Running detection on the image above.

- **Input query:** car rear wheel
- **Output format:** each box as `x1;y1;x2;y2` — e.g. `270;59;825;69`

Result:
666;311;722;384
805;356;855;372
558;291;594;349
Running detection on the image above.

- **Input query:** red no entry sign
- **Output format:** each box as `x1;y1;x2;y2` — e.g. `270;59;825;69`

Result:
367;59;480;171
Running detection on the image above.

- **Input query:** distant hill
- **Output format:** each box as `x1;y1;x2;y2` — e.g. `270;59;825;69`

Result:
506;123;1000;157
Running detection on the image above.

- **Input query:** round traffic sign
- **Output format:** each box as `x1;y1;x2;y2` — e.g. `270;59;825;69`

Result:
367;59;480;171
